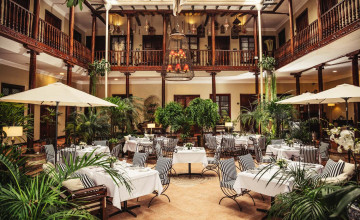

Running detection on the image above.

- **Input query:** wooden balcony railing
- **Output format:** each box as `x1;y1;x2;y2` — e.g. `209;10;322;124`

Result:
275;0;360;68
95;49;255;70
0;0;91;67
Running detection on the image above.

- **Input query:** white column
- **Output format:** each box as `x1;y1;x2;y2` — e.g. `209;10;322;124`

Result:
256;4;263;103
105;3;112;98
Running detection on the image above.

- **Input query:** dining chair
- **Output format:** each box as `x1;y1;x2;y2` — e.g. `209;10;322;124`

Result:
162;138;178;158
319;142;330;161
61;145;76;165
111;144;122;158
237;154;256;171
201;146;221;175
44;144;55;164
132;152;149;167
148;157;173;207
218;158;255;211
154;139;164;160
221;136;235;158
206;135;218;152
93;140;109;146
300;146;319;164
251;136;272;164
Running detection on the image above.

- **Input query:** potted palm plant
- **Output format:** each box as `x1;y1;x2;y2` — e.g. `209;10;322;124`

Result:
88;59;110;96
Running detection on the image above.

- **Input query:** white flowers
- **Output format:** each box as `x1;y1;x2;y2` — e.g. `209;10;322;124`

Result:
331;128;360;153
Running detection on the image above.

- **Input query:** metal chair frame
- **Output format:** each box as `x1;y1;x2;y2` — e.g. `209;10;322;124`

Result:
201;146;221;176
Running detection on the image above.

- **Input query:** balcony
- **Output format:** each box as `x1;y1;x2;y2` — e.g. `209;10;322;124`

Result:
275;0;360;68
95;49;256;71
0;0;91;68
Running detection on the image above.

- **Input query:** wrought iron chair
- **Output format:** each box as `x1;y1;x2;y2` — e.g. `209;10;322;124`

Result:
44;144;55;164
61;146;76;165
300;146;319;164
251;136;272;164
319;142;330;162
221;136;235;158
132;152;149;167
206;135;218;153
201;146;221;175
218;158;255;211
148;157;173;207
162;138;178;174
154;139;164;160
111;144;122;158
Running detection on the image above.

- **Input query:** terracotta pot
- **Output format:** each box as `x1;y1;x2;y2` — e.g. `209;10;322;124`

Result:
33;145;41;153
109;143;116;152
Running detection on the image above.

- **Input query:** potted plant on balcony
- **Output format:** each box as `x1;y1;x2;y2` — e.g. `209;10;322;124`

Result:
88;59;110;96
66;0;85;10
258;55;277;102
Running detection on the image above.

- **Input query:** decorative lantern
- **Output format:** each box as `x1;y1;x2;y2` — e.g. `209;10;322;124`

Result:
233;16;241;26
145;19;150;32
162;24;194;81
191;24;196;34
224;18;230;31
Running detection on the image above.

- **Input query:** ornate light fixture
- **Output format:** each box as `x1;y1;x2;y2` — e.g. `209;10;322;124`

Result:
233;16;241;26
145;19;150;32
163;24;194;81
224;18;230;31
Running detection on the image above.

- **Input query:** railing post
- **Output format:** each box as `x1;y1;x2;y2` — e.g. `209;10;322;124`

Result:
162;14;167;65
211;14;216;66
69;6;74;56
125;72;131;98
317;64;324;139
351;53;359;128
126;15;131;66
161;72;166;107
32;0;40;40
317;0;323;40
288;0;295;55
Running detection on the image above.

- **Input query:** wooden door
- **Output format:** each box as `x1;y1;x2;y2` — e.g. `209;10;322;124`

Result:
174;95;200;108
320;0;337;14
208;36;230;65
296;9;309;33
142;35;163;66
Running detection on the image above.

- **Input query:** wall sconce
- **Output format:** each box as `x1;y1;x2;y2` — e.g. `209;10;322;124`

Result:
225;122;233;134
3;126;23;145
147;123;156;134
224;18;230;31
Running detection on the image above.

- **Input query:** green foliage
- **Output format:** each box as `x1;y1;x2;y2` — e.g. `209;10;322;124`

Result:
186;98;220;133
287;118;318;145
155;102;185;133
239;97;297;138
258;55;276;72
103;96;143;136
144;95;160;122
88;59;110;95
109;138;119;144
0;95;33;142
66;0;85;10
65;109;109;144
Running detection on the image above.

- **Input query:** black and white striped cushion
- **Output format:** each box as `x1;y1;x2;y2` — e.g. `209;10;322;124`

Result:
219;158;237;182
44;144;55;163
57;163;67;172
300;147;318;164
155;157;172;185
133;152;148;167
323;159;345;177
220;180;236;189
111;144;122;157
72;172;96;188
238;154;255;171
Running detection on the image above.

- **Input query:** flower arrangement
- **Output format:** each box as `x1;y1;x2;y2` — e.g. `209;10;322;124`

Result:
276;159;288;169
184;142;194;150
79;141;87;146
107;156;118;168
326;125;360;153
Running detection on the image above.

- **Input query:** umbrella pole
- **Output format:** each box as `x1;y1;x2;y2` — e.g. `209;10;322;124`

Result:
54;101;59;164
307;104;310;119
344;98;349;125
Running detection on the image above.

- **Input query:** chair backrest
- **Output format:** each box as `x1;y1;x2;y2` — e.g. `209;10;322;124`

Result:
93;140;108;146
155;142;163;159
319;142;329;159
214;146;222;161
258;136;266;150
207;136;218;150
155;157;173;183
300;147;318;164
133;152;148;167
238;154;255;171
221;136;235;151
167;138;178;148
111;144;122;157
250;137;263;163
61;147;76;165
44;144;55;163
219;158;238;182
271;139;284;145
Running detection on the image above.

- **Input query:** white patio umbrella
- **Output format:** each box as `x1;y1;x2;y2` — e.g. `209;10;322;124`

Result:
0;82;116;163
301;84;360;122
277;92;317;119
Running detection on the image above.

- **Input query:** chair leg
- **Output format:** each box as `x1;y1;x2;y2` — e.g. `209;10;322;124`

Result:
171;167;177;175
219;196;242;212
219;196;228;205
260;194;265;201
162;193;171;202
148;194;158;208
245;192;256;206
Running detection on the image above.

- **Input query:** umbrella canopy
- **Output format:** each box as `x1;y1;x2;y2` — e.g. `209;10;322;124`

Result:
0;82;116;107
277;92;315;104
304;84;360;104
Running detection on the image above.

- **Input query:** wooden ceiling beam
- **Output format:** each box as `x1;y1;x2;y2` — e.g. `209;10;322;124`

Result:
83;0;105;24
227;6;231;10
155;5;159;10
215;6;219;10
95;5;104;11
143;6;147;10
273;0;285;12
244;15;254;26
135;15;141;26
204;14;210;26
131;6;135;10
250;6;255;10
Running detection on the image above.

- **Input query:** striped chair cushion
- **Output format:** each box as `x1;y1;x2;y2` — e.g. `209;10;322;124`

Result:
319;142;329;159
219;158;237;182
44;144;55;163
207;157;218;164
133;152;148;167
238;154;255;171
111;144;122;157
300;147;318;164
57;163;67;172
220;180;236;189
323;159;345;177
312;172;329;181
72;172;96;189
155;157;172;185
155;143;163;159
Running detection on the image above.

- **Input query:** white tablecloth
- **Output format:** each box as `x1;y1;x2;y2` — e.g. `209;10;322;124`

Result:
61;146;109;160
81;163;163;210
266;145;301;159
216;135;255;148
172;147;208;167
233;162;323;197
123;140;153;153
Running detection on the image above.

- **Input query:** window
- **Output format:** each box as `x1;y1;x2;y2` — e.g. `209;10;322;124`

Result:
210;94;231;118
187;36;199;64
1;83;24;96
174;95;200;108
296;9;309;33
239;36;255;51
45;10;62;30
278;28;286;47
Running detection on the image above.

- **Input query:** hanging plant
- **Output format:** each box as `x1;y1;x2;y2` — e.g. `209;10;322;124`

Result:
258;55;276;73
88;59;110;96
66;0;85;10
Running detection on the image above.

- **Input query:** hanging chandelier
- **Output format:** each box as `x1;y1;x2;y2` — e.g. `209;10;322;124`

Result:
163;24;194;81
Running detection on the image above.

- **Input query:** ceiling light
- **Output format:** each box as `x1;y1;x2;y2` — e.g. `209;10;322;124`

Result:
59;72;64;75
114;78;118;81
332;70;337;72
